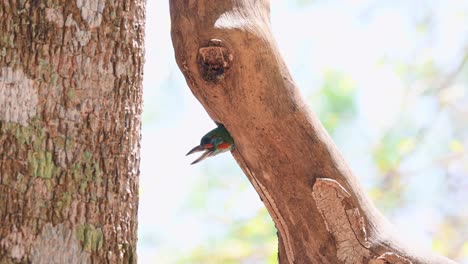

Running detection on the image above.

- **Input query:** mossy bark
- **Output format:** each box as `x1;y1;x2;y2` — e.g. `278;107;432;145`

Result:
0;1;145;263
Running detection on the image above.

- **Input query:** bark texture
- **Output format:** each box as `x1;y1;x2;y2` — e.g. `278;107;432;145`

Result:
0;1;145;263
170;1;457;264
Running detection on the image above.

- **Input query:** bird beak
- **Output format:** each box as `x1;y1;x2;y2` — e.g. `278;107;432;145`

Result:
186;145;214;165
190;150;214;165
186;145;205;156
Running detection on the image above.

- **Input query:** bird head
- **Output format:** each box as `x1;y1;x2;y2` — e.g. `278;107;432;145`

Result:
186;124;234;165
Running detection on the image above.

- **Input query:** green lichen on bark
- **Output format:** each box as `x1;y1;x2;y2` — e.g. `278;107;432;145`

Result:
76;224;103;253
54;191;72;218
1;0;144;262
28;150;58;179
70;151;103;194
0;117;44;146
0;118;59;180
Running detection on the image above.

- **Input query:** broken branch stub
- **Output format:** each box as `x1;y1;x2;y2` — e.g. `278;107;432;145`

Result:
198;39;233;82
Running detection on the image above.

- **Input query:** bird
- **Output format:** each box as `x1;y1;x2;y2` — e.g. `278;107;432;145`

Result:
186;123;235;165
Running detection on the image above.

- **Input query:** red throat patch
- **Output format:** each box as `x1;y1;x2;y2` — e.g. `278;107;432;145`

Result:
217;143;231;149
204;143;214;149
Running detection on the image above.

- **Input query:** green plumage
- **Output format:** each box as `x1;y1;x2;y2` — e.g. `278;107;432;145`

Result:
186;124;234;164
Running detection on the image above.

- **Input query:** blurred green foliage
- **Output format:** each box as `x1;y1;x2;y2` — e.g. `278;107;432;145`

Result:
311;69;357;133
179;210;277;264
145;1;468;263
373;135;416;172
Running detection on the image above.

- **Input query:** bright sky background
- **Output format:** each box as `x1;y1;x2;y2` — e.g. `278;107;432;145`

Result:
139;1;468;263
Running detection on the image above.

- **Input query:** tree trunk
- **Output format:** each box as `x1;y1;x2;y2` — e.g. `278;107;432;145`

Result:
0;1;144;263
169;1;457;263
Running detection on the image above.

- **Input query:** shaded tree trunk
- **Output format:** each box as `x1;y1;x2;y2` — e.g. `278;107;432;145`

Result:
0;1;145;263
169;1;456;263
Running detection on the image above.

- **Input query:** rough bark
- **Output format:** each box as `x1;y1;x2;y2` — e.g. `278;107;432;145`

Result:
0;1;145;263
170;1;457;264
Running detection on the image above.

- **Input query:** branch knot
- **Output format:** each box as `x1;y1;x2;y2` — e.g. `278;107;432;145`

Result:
198;39;233;82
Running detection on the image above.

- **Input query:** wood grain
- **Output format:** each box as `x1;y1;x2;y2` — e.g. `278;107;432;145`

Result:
170;1;456;263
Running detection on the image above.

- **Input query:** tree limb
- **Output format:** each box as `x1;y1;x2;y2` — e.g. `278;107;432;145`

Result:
170;1;457;263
